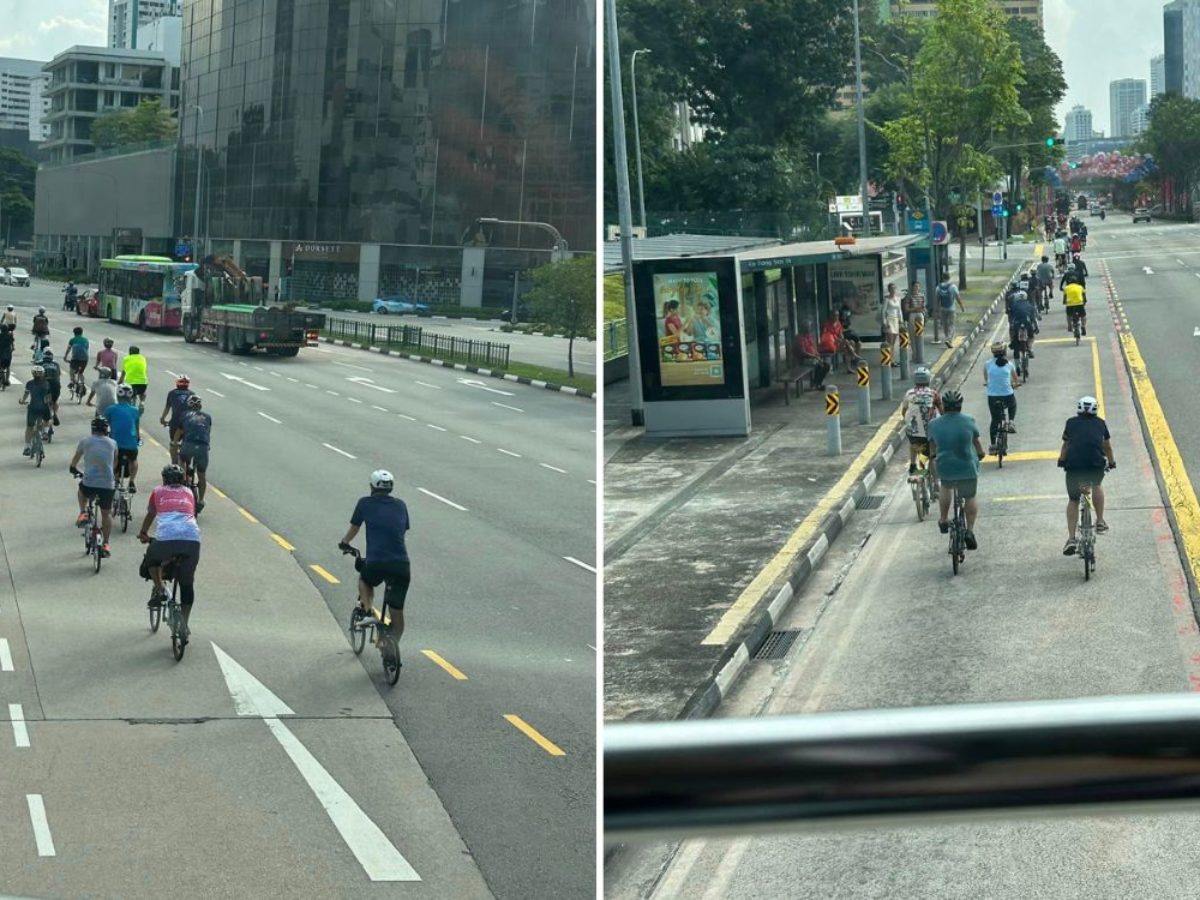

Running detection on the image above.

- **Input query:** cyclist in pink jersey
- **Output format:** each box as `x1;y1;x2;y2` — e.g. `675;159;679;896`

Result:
95;337;118;374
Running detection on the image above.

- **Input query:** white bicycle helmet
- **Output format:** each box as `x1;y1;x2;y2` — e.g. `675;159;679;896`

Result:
1077;396;1099;415
914;366;931;386
117;384;134;399
31;365;44;377
370;469;394;492
98;366;112;379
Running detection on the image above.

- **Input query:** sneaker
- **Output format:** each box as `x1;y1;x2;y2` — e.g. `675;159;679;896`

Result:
22;447;31;457
128;482;136;494
1007;423;1017;434
100;543;111;558
988;444;997;455
1028;351;1036;359
964;530;978;550
147;592;165;609
945;340;953;347
938;520;950;534
75;512;88;527
1096;521;1110;534
909;463;918;475
195;501;205;514
1063;538;1078;556
51;415;60;426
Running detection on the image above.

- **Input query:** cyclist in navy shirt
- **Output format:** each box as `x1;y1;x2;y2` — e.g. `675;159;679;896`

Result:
339;469;411;646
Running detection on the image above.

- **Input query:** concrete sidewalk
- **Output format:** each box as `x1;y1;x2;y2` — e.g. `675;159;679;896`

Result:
603;258;1033;723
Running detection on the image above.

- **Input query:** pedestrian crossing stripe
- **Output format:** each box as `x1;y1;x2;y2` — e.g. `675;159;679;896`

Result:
825;392;840;415
855;365;870;387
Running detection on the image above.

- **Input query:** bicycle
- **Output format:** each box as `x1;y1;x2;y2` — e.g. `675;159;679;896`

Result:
991;403;1010;468
0;360;9;391
114;471;132;534
948;486;968;575
909;447;937;522
70;371;87;403
339;544;401;686
21;403;48;467
1069;307;1084;346
1078;484;1097;581
144;544;189;659
73;473;103;573
1013;327;1031;381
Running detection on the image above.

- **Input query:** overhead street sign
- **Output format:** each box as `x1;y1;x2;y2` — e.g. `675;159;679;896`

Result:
993;191;1003;206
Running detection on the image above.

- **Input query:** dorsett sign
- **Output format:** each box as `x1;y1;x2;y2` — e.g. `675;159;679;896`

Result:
284;241;360;263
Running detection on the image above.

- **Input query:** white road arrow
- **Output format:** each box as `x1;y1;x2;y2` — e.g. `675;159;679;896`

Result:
1144;266;1155;275
456;378;514;396
346;376;397;393
212;644;420;882
220;372;270;391
1194;327;1200;338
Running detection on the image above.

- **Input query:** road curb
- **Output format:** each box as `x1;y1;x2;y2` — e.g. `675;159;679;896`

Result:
677;264;1028;721
318;337;595;400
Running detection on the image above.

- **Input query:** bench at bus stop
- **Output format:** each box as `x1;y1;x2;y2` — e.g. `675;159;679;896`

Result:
775;332;886;406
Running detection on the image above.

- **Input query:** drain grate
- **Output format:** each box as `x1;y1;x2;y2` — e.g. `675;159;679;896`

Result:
858;494;885;510
754;630;802;660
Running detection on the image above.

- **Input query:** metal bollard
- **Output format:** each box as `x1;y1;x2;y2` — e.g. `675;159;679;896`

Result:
899;328;911;381
880;345;894;400
913;315;926;365
856;362;872;425
826;386;842;455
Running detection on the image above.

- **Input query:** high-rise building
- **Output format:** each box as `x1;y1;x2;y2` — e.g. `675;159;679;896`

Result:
1064;105;1093;144
890;0;1043;27
1152;53;1166;97
0;59;49;136
1179;0;1200;97
1110;78;1147;137
1130;104;1152;135
108;0;182;50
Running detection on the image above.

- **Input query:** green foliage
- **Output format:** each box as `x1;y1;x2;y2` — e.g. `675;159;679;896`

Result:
91;98;177;150
1142;94;1200;209
524;256;596;377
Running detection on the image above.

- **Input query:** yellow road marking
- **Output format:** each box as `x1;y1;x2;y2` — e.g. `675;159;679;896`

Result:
1036;336;1096;345
147;436;162;448
271;533;295;552
1120;328;1200;587
703;343;961;645
983;450;1060;462
1033;243;1044;257
421;650;468;681
210;486;227;499
504;714;565;757
992;494;1061;502
309;564;339;584
237;507;258;524
1092;337;1105;419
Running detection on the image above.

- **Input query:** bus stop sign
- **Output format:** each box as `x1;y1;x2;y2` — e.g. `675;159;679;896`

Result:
175;242;190;258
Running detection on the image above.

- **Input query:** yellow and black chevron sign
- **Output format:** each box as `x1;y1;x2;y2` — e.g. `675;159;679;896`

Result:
914;317;925;336
900;330;911;348
856;364;870;387
825;390;840;416
881;345;894;365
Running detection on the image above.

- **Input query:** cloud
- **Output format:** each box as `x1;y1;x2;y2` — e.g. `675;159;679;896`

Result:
38;15;105;36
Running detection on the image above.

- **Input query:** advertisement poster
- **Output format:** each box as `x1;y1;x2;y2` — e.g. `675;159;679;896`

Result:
653;272;725;387
828;257;881;321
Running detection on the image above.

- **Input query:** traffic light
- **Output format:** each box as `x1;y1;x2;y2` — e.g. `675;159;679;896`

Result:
1016;199;1025;212
1046;136;1065;147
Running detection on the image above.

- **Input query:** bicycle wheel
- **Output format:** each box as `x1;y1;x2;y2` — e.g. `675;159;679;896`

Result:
912;481;926;521
149;597;162;632
120;496;131;533
951;529;960;575
349;606;367;654
169;605;186;660
92;529;102;573
381;634;401;686
996;431;1007;468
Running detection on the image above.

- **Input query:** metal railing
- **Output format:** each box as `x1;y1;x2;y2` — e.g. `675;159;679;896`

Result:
325;316;510;369
604;318;629;361
605;692;1200;843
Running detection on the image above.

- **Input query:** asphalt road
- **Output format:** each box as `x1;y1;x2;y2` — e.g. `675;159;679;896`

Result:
317;308;597;376
606;221;1200;898
0;283;597;899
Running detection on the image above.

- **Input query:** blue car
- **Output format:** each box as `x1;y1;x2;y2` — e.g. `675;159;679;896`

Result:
373;296;431;316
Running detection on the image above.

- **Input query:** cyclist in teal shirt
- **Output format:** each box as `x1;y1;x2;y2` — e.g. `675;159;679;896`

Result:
106;385;142;494
927;389;986;550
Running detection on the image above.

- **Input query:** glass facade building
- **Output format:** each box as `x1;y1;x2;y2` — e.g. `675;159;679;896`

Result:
178;0;595;304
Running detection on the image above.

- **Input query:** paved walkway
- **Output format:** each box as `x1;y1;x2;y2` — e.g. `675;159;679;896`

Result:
603;259;1031;722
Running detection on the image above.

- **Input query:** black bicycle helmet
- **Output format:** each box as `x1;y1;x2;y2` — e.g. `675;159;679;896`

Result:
186;394;202;410
942;389;964;411
161;464;185;485
91;416;109;434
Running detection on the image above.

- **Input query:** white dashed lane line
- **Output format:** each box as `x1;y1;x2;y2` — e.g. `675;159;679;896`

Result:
326;390;339;396
460;435;481;444
206;389;225;398
305;383;318;389
371;405;389;412
492;402;524;413
419;488;468;511
564;557;597;574
257;411;282;424
497;448;521;458
322;443;356;459
9;703;29;748
398;413;416;421
415;381;441;390
0;638;12;671
539;463;567;474
287;377;299;383
348;397;363;404
26;795;55;857
426;424;447;432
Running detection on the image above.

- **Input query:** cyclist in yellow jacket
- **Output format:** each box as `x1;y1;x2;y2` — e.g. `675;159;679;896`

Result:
1063;281;1086;334
119;344;149;411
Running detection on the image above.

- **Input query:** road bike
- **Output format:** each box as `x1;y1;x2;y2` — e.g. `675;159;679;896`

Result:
991;401;1012;468
1013;327;1031;381
1078;484;1097;581
146;546;189;660
1069;307;1084;346
21;403;48;467
949;487;968;576
74;473;104;573
340;544;401;686
909;447;937;522
70;372;87;403
0;360;9;391
114;472;132;534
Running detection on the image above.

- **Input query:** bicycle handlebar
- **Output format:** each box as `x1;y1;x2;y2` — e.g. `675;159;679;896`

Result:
338;543;361;559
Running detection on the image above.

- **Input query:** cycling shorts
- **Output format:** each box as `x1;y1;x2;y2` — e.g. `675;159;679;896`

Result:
142;540;201;590
1065;468;1105;501
359;560;411;610
939;478;978;500
79;485;115;511
130;383;147;397
26;406;50;427
180;443;209;473
48;382;61;402
116;447;139;476
69;359;87;374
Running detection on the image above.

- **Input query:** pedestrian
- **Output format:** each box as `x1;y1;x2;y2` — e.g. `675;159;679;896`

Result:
882;283;902;365
1058;396;1116;556
792;320;829;390
935;273;965;347
837;304;862;367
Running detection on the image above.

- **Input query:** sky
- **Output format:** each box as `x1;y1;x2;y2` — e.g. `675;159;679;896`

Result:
1045;0;1163;134
3;0;108;62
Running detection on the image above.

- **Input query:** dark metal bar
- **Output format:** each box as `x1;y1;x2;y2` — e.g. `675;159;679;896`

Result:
605;693;1200;843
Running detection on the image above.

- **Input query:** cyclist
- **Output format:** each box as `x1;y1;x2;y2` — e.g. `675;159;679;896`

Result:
1058;396;1116;556
339;469;411;652
19;365;53;456
927;390;986;550
1063;276;1087;334
901;365;943;476
984;341;1020;454
69;415;118;558
86;366;118;416
1070;232;1082;255
64;326;90;393
1;304;15;328
39;349;62;428
106;384;142;494
95;337;118;374
0;323;13;389
119;344;148;410
1035;255;1056;302
31;335;50;365
160;375;194;465
1053;232;1067;271
179;394;211;513
63;281;78;311
138;464;202;645
1071;252;1089;285
1009;290;1038;359
31;306;49;340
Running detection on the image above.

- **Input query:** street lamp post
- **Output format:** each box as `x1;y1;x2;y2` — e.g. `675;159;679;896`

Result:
473;217;569;324
852;0;871;238
191;104;204;260
631;49;651;233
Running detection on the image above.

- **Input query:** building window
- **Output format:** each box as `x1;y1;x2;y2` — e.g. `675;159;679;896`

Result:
403;30;431;89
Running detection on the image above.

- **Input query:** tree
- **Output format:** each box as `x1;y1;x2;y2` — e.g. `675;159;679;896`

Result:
524;256;596;379
91;98;177;150
1141;93;1200;215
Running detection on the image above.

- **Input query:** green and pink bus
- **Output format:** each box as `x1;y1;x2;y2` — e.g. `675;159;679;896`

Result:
98;256;197;331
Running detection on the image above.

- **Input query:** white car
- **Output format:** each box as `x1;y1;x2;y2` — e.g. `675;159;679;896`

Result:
0;268;8;284
1133;207;1152;224
7;267;29;286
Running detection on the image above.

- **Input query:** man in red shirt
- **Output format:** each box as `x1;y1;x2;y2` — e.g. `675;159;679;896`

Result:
792;323;830;389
